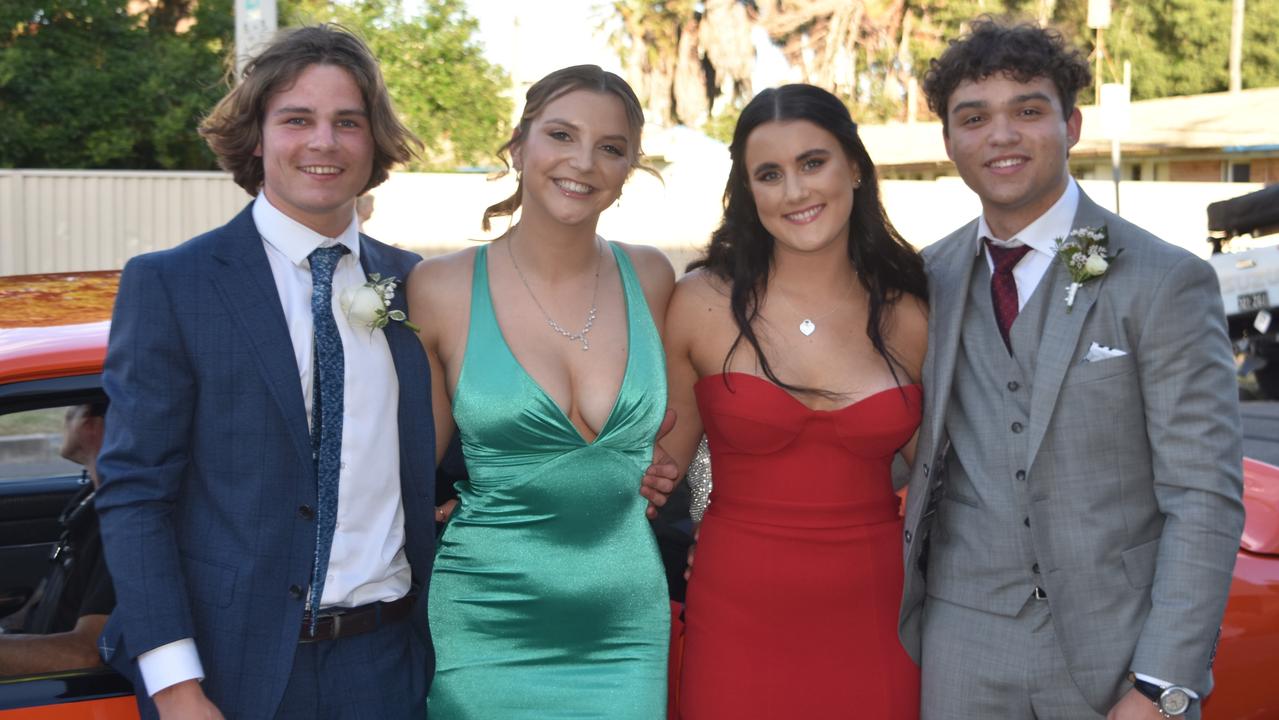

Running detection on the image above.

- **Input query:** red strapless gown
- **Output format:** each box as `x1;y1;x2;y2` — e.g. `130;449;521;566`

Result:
678;373;921;719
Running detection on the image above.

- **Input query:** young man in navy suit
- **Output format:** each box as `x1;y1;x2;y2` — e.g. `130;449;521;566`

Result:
95;26;437;719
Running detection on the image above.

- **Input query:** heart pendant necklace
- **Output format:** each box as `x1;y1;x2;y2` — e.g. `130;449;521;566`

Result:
774;282;853;337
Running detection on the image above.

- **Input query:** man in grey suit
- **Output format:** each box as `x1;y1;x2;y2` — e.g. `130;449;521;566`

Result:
898;19;1245;720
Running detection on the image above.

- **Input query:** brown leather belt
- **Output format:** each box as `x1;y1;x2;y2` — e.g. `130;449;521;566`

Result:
300;592;416;643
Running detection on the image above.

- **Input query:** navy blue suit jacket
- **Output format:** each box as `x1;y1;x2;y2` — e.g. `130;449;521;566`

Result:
95;204;436;716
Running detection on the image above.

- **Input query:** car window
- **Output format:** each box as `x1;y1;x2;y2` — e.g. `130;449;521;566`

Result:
0;407;82;483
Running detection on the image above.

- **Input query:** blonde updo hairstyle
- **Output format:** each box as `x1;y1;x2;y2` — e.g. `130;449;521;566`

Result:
481;64;656;231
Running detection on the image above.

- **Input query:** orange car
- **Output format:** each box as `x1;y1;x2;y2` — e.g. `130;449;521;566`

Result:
0;272;1276;718
0;272;136;719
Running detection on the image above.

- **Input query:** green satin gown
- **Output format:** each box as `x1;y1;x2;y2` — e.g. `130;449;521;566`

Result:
426;242;669;719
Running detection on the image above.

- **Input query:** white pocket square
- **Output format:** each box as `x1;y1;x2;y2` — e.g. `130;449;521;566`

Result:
1084;341;1127;362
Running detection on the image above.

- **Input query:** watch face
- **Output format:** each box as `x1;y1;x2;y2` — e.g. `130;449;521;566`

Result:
1160;688;1191;715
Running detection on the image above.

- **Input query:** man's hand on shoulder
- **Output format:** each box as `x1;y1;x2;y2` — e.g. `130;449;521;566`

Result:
153;680;224;720
1106;687;1166;720
641;409;680;519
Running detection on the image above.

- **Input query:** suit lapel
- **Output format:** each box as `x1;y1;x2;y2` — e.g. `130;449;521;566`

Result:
357;237;420;403
208;206;315;467
357;238;425;478
1024;192;1113;464
924;221;982;456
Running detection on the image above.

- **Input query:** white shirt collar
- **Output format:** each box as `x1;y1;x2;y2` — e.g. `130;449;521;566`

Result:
252;193;361;267
975;178;1080;256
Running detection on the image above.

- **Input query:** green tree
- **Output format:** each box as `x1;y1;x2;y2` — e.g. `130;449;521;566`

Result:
1089;0;1279;101
0;0;231;169
287;0;511;171
1;0;510;171
609;0;1279;128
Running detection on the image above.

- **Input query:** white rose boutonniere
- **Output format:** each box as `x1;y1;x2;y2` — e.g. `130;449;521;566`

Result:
1054;225;1119;311
339;273;420;333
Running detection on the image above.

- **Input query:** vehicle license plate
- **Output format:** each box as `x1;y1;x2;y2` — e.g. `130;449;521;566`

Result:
1238;290;1271;312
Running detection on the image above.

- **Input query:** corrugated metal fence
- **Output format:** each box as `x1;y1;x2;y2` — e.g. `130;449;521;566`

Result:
0;169;1262;277
0;170;247;276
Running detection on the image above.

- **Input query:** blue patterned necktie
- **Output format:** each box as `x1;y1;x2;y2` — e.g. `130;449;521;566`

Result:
307;244;348;621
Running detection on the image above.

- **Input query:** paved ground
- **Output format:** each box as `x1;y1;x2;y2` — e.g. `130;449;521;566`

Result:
1242;401;1279;465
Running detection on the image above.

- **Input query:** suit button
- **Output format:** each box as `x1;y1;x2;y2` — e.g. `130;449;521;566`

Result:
1010;422;1024;433
1024;517;1030;527
1007;381;1020;391
289;584;304;600
904;530;913;544
298;505;314;520
923;464;930;479
1015;469;1026;481
1032;563;1040;574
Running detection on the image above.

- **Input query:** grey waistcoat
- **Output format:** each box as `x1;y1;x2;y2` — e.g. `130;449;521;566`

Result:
927;254;1055;616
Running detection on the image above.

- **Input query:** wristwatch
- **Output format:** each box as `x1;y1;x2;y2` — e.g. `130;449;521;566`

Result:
1128;673;1194;717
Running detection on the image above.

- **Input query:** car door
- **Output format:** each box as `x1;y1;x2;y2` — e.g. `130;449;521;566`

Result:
0;375;137;718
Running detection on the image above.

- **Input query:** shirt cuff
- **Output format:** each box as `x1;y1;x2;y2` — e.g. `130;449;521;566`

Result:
1134;673;1200;700
137;639;205;696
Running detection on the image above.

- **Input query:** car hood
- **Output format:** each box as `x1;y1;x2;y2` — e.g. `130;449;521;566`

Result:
1242;457;1279;555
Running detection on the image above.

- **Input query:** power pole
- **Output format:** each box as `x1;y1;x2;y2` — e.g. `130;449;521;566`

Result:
1088;0;1111;100
1230;0;1245;93
235;0;278;79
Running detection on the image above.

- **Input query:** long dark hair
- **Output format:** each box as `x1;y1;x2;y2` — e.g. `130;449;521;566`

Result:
689;84;927;396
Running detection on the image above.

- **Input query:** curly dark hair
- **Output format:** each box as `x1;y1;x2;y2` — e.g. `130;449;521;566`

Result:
689;84;927;397
199;24;422;196
923;17;1092;131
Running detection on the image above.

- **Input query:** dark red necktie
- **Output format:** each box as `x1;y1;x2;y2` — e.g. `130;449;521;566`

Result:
985;239;1032;349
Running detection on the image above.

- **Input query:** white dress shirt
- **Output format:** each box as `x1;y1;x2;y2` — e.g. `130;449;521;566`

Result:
976;178;1080;309
137;194;412;696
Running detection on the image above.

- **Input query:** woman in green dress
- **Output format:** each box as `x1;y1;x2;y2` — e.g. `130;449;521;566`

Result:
407;65;675;719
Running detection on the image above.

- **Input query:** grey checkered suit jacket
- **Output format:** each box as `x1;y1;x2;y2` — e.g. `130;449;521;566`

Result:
898;190;1245;711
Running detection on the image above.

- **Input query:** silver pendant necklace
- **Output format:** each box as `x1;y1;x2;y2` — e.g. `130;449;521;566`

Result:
507;232;603;351
774;282;852;337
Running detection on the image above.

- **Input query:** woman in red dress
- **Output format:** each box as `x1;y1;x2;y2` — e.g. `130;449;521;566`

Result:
662;84;928;718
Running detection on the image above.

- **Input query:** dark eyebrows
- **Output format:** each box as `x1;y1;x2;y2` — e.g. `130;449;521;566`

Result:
751;161;780;175
796;148;830;163
949;99;987;116
951;91;1053;117
1014;91;1054;104
750;148;830;176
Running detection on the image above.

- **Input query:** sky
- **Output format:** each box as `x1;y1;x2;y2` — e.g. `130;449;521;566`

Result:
463;0;794;97
464;0;622;86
